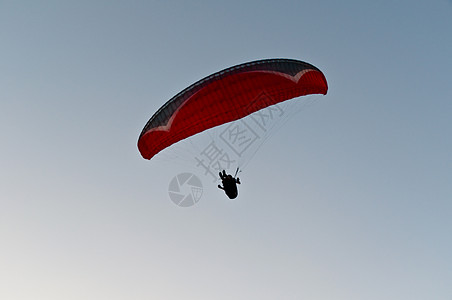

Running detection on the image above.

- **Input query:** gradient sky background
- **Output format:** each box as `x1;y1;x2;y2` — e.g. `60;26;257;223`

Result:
1;1;451;299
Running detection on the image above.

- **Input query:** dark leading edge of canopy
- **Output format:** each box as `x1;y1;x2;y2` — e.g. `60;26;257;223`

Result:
139;59;323;139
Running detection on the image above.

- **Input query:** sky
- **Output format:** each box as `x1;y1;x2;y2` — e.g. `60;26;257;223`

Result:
1;1;451;299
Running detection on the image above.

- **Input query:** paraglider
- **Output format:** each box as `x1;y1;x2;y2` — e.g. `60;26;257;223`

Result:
218;169;241;199
138;58;328;199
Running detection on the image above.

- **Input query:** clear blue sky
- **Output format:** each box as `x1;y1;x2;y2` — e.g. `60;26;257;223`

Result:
1;1;451;299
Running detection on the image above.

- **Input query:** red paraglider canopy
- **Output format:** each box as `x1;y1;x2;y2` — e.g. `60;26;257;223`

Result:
138;58;328;160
